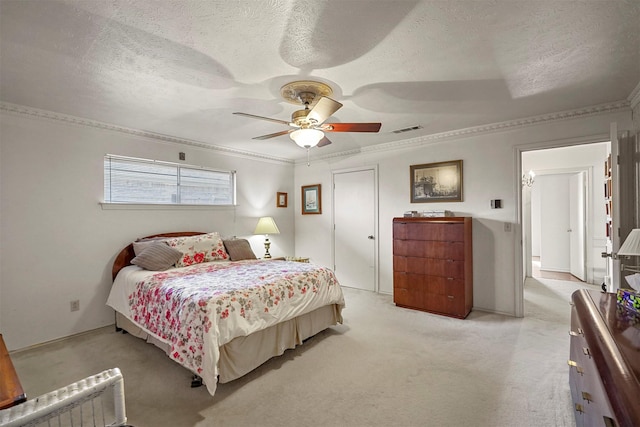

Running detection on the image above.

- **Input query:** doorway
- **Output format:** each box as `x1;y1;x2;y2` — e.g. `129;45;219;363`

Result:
522;142;610;286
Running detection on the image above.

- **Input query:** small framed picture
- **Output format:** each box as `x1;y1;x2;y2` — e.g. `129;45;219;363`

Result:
410;160;463;203
277;192;288;208
301;184;322;215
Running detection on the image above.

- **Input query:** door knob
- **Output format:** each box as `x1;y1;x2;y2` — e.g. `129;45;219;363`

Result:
368;235;375;240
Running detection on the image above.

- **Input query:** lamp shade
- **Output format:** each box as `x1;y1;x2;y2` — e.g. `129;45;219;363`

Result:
253;217;280;235
290;129;324;148
618;229;640;256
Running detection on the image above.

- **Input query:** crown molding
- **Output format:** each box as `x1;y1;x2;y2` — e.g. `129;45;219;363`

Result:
1;99;629;166
629;81;640;109
0;102;294;165
304;99;631;164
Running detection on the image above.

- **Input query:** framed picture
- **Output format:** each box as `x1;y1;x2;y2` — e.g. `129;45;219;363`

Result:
410;160;463;203
277;192;288;208
301;184;322;214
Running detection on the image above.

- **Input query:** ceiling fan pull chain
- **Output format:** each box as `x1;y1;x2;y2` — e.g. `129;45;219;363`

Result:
307;148;311;166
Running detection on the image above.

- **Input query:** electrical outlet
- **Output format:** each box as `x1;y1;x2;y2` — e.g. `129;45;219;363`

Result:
70;300;80;312
504;222;512;232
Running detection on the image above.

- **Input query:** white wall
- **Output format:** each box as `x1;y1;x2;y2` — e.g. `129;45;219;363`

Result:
0;111;294;350
294;110;632;316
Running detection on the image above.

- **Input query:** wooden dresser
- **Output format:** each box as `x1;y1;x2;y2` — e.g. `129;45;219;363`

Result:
569;289;640;426
0;334;26;410
392;217;472;319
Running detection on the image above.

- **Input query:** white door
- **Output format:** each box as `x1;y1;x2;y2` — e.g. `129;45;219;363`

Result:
539;174;571;272
569;172;586;280
333;168;376;291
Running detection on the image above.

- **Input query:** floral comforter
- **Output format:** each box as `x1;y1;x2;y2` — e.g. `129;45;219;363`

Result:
124;260;344;395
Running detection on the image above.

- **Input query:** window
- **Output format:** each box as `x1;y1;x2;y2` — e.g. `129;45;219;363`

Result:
104;155;235;205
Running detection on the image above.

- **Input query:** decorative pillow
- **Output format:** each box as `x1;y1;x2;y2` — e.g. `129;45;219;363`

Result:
131;242;182;271
133;237;169;256
166;232;229;267
223;239;257;261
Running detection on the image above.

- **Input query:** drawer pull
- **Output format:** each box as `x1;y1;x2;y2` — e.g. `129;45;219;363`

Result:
575;403;584;413
569;328;584;336
582;347;591;358
447;295;454;299
447;277;454;281
568;360;584;376
581;391;593;402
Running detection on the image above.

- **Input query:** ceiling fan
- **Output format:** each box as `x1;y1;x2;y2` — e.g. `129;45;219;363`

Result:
233;80;381;149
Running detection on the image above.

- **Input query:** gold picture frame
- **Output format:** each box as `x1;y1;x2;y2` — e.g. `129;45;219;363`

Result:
301;184;322;214
410;160;463;203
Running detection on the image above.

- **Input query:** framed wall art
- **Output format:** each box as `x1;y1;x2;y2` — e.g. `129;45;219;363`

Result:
410;160;463;203
301;184;322;214
277;192;288;208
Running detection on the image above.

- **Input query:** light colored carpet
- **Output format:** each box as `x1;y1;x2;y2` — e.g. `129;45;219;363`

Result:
9;277;595;427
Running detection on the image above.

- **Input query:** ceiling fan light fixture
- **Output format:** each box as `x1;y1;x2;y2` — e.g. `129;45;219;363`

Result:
290;129;324;148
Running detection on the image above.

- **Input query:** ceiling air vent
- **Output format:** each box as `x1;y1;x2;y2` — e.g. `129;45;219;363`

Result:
392;125;422;134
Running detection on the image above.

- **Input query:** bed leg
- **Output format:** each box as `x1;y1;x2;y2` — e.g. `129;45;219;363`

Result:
191;374;203;388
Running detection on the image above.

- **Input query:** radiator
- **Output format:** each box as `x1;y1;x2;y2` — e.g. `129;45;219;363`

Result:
0;368;127;427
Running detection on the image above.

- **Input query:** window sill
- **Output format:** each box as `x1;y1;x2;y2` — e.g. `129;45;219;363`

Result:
99;203;237;211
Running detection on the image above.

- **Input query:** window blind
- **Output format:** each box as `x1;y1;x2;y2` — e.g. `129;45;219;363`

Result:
104;155;235;205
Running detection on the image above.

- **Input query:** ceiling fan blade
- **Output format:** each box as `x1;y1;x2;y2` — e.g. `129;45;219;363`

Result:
252;129;293;140
307;96;343;125
317;136;332;147
233;112;291;126
323;122;382;133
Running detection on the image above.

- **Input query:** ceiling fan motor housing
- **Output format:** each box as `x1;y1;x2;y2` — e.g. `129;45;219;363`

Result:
291;108;316;127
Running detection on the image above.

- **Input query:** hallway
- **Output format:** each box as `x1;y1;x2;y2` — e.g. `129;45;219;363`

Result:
532;256;585;283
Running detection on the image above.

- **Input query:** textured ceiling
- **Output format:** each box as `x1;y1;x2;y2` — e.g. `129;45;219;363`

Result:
1;0;639;161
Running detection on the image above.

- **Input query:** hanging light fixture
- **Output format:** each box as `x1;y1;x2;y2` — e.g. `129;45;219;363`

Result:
290;129;324;148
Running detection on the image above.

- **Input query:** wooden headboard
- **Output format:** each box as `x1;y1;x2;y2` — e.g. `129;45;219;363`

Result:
111;231;205;281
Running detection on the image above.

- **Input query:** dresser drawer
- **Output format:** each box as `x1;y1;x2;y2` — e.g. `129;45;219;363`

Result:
393;240;465;259
394;256;464;278
393;222;465;242
423;292;466;318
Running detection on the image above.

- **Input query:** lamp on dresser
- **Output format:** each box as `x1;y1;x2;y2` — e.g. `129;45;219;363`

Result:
254;217;280;259
616;228;640;314
618;228;640;273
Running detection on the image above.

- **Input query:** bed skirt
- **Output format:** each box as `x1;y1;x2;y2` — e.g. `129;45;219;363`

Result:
115;303;342;383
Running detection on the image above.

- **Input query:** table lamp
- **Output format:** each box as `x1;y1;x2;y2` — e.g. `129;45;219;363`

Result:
618;228;640;273
253;217;280;259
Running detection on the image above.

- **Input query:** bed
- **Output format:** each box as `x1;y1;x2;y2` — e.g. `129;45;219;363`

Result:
107;231;345;397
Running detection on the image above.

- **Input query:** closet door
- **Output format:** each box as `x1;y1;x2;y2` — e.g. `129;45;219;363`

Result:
333;168;377;291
